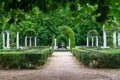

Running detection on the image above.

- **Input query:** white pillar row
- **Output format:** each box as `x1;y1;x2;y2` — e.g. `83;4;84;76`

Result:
34;36;37;47
16;32;20;49
54;38;57;49
25;36;27;47
68;38;70;50
2;32;5;49
113;31;117;48
96;36;98;46
87;37;89;47
92;37;94;47
118;33;120;47
103;26;107;47
29;37;32;47
6;31;10;48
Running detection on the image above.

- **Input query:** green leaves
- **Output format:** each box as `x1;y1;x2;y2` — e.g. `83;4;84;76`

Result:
0;0;119;46
87;30;99;37
59;25;75;50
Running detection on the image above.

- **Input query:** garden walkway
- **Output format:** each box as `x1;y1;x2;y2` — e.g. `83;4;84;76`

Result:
0;52;120;80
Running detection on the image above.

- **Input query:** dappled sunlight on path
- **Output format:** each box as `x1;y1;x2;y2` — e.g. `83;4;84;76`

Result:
0;52;120;80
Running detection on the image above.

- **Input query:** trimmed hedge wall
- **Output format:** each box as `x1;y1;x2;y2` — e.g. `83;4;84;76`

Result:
0;48;53;69
72;48;120;68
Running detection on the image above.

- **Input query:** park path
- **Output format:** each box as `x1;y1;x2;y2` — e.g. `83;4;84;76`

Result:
0;52;120;80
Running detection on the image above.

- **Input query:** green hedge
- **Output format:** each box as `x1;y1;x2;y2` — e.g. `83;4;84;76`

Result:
0;48;53;69
72;48;120;68
25;46;50;49
59;25;75;50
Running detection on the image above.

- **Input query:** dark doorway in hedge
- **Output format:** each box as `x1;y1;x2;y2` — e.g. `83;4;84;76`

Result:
57;34;69;49
58;38;67;48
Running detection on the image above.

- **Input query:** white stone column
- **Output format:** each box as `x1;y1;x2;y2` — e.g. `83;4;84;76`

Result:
113;31;117;48
96;36;98;46
118;33;120;47
68;38;70;49
101;25;110;48
25;36;27;47
34;36;37;47
16;32;19;49
6;31;10;48
54;38;57;49
2;32;5;49
87;37;89;47
92;37;94;47
103;25;107;47
29;37;32;47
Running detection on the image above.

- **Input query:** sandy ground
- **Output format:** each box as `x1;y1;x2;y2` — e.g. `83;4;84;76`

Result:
0;52;120;80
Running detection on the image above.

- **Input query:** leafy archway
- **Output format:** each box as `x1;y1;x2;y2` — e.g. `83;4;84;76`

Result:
87;30;99;46
24;29;37;36
59;25;75;50
56;34;69;48
87;30;98;37
24;29;37;47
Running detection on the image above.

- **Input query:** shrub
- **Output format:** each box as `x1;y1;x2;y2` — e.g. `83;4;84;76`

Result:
26;46;50;49
0;48;53;69
72;48;120;68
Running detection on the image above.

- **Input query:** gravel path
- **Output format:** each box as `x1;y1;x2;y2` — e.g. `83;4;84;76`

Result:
0;52;120;80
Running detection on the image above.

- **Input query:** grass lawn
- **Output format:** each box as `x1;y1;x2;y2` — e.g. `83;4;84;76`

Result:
99;48;120;53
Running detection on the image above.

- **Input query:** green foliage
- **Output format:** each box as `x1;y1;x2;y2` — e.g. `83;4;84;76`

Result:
0;48;53;69
0;0;119;46
0;4;103;46
87;30;99;36
72;48;120;68
0;0;111;23
24;29;37;36
59;25;75;50
56;34;69;46
79;0;110;23
10;43;16;49
35;9;73;46
106;32;113;47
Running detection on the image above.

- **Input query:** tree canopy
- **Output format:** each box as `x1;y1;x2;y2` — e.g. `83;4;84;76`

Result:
1;0;119;23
